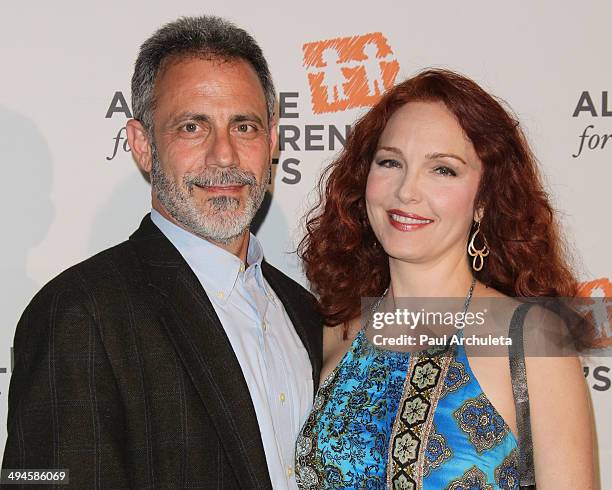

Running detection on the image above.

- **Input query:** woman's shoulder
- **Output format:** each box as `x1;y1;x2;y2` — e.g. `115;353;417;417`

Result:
479;288;595;485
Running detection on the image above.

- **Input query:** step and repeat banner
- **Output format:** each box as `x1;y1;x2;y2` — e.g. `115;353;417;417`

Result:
1;1;610;485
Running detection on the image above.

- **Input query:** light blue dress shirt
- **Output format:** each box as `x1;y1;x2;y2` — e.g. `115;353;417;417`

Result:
151;209;313;489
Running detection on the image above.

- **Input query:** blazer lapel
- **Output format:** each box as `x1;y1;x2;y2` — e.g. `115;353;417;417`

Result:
261;261;323;394
130;215;272;489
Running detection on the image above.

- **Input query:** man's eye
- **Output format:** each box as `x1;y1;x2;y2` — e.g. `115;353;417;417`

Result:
237;123;255;133
183;123;198;133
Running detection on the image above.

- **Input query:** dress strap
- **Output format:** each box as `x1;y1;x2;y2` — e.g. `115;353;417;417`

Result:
508;302;537;489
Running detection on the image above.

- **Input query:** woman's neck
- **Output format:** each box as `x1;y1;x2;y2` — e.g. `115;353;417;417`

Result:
388;253;475;299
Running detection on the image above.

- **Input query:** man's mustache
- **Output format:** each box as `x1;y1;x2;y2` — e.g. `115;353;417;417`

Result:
185;169;257;188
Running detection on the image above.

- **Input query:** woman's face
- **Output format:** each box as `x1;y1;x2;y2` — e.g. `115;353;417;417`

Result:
365;101;483;266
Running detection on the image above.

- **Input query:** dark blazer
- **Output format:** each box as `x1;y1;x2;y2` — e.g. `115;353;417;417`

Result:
3;215;323;489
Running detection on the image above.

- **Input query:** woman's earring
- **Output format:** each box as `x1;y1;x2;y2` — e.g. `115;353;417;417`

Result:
468;221;489;272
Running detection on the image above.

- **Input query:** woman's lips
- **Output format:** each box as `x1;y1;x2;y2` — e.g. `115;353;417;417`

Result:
387;209;433;231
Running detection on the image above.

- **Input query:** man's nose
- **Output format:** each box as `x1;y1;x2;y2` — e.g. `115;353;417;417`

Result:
207;130;238;167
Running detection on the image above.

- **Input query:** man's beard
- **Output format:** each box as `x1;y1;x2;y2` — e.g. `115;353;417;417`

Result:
150;143;269;245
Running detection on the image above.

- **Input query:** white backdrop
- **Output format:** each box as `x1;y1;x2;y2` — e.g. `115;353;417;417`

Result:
1;1;610;485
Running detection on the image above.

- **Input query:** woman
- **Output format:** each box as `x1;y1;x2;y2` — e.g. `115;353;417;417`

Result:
295;69;595;489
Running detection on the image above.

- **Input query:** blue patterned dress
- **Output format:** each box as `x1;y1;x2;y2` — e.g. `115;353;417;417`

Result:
295;329;520;489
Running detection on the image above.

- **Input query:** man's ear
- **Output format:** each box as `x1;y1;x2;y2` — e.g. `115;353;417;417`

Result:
268;118;278;157
126;119;153;173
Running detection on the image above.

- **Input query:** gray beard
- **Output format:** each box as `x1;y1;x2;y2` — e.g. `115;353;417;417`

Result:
150;142;269;245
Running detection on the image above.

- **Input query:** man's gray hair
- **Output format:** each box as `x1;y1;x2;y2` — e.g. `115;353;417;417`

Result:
131;15;276;133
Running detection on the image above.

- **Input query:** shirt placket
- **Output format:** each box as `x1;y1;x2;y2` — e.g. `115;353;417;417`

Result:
244;270;296;485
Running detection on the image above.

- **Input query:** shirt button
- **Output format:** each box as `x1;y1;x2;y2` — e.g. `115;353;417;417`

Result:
216;291;225;299
239;263;245;272
279;392;286;403
262;320;268;332
286;466;293;477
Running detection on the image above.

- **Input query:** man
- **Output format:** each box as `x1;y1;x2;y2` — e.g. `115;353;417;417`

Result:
3;16;322;489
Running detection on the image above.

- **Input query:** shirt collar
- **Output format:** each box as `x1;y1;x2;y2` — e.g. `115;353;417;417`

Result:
150;209;266;304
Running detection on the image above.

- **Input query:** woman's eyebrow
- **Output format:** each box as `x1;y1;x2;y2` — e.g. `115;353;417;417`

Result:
425;152;467;165
376;145;403;155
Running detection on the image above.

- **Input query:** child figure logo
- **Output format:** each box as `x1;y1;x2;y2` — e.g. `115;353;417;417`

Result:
303;33;400;114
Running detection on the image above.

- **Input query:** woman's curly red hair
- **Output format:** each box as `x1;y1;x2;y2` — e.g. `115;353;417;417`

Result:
298;69;579;331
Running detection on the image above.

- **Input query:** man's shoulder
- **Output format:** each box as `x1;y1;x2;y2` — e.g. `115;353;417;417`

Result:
28;240;140;310
13;239;145;351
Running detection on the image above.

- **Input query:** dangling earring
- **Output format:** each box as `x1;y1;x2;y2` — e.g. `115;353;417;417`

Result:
468;221;489;272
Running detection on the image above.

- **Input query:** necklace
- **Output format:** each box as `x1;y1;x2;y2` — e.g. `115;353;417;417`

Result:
373;277;477;313
463;276;477;316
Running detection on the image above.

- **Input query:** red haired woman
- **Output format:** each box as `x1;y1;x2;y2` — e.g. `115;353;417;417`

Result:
295;69;595;489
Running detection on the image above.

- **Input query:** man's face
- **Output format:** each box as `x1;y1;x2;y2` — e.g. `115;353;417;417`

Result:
148;56;276;244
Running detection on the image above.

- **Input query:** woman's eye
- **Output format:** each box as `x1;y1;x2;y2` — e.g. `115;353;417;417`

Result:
377;159;401;168
434;166;457;177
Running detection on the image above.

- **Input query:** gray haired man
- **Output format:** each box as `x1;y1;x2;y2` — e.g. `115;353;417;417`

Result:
3;16;322;489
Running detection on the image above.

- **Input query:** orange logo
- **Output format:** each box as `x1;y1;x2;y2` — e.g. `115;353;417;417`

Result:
577;278;612;347
303;32;400;114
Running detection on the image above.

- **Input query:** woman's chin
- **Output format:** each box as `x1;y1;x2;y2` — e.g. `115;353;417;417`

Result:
385;247;428;263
